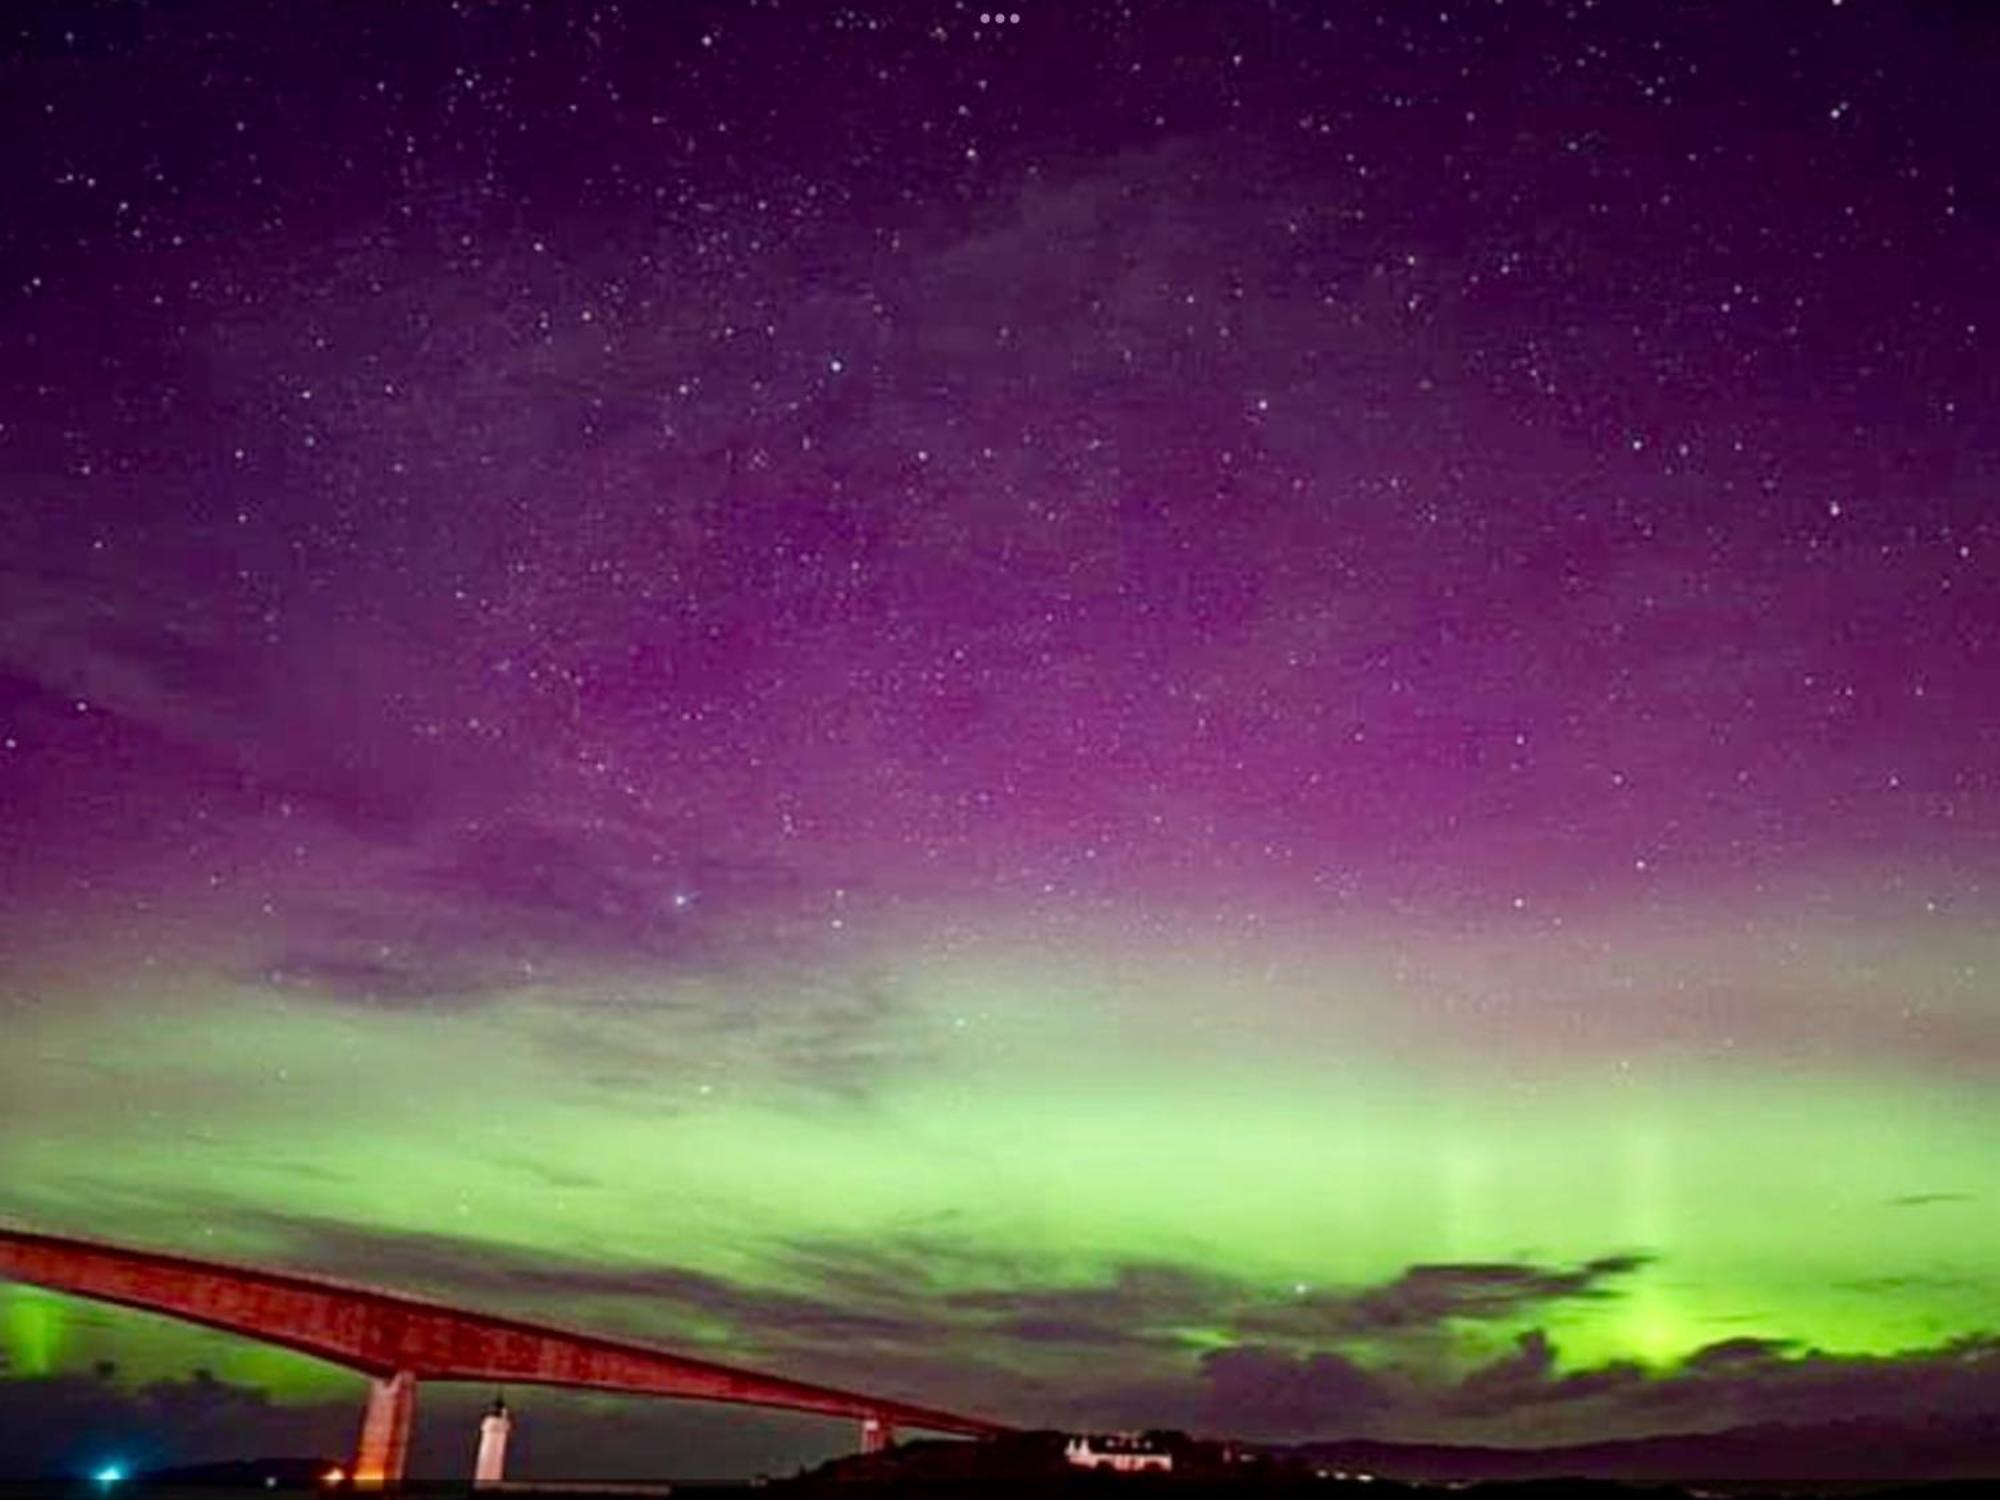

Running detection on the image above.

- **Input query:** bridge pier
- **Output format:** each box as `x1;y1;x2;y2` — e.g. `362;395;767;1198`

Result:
474;1396;512;1488
861;1414;897;1454
353;1370;417;1489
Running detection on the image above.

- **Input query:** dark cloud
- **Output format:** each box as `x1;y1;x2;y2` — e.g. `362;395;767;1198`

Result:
414;821;702;957
245;1216;939;1363
1836;1272;1983;1294
232;826;921;1111
1681;1337;1798;1369
213;1216;1665;1419
1886;1192;1973;1208
1450;1327;1559;1408
1186;1328;2000;1445
1340;1254;1651;1333
0;569;472;849
228;818;934;1113
1443;1330;1649;1419
0;558;879;1015
242;818;740;1011
772;1235;1022;1311
946;1262;1236;1335
246;1217;1659;1395
991;1316;1135;1347
940;1254;1657;1361
1617;1333;2000;1429
1198;1346;1393;1437
1430;1326;2000;1444
518;967;921;1104
260;947;526;1009
1238;1254;1652;1343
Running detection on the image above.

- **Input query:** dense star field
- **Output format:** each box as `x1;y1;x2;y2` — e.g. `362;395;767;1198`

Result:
2;0;1997;1482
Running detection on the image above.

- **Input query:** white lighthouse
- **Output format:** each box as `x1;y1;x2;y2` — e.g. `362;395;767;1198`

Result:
474;1395;512;1487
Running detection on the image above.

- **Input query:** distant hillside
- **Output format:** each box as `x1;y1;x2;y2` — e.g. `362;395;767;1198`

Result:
788;1415;2000;1491
1282;1414;2000;1485
136;1455;341;1486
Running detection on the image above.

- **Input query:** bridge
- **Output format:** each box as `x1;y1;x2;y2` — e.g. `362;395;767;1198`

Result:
0;1224;1007;1486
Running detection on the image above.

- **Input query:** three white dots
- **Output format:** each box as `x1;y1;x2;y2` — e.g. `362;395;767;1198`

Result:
978;11;1022;23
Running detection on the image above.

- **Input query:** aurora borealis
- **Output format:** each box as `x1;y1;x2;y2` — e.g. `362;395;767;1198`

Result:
2;0;1998;1482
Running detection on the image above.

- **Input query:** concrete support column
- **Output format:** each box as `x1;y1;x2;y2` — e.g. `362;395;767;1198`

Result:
474;1397;512;1488
861;1414;896;1454
353;1370;418;1489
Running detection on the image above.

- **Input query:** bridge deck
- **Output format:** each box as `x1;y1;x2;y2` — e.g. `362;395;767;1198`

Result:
0;1222;1005;1437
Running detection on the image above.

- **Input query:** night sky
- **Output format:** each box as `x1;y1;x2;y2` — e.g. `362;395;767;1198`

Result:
3;0;1998;1482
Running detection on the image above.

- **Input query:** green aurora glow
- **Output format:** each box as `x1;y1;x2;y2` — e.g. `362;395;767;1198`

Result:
5;907;1993;1438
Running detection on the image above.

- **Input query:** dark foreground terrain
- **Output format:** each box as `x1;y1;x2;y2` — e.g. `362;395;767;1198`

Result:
4;1417;1995;1500
787;1421;2000;1493
4;1480;1998;1500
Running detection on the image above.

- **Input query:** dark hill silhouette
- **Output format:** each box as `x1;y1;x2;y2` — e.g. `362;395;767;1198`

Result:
787;1414;1999;1491
1285;1413;2000;1485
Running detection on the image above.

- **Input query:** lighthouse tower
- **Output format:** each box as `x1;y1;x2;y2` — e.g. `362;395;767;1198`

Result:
474;1395;512;1488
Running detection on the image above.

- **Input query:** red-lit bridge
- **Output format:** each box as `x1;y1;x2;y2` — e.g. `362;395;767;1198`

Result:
0;1224;1007;1486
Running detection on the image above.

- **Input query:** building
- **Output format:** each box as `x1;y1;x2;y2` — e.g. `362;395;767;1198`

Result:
1063;1433;1173;1473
